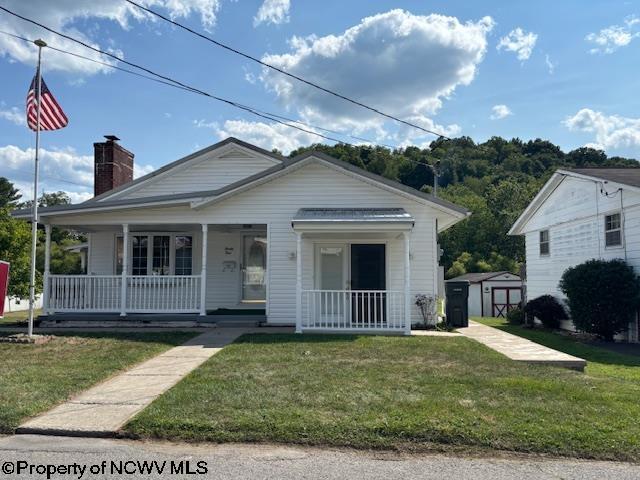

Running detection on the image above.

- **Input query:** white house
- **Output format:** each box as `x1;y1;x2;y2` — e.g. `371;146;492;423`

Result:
509;167;640;342
446;271;522;317
13;136;469;334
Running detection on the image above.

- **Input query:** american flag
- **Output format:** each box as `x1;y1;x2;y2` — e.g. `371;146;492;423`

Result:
26;70;68;131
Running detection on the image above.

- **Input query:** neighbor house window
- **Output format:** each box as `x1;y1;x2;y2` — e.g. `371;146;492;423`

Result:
174;236;193;275
116;234;193;275
539;230;550;256
605;213;622;247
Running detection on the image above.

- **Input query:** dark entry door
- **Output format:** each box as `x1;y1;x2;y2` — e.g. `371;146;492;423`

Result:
350;244;386;326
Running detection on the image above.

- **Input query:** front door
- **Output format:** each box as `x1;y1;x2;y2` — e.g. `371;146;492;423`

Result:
350;244;386;326
241;234;267;302
317;244;348;325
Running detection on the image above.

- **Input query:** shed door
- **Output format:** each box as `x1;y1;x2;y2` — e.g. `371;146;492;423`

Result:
492;287;522;317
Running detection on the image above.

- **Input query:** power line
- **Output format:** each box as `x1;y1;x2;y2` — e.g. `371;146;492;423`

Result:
0;24;441;171
124;0;450;140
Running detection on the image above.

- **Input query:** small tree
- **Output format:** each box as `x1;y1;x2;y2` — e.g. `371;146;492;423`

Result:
524;295;567;329
559;259;640;341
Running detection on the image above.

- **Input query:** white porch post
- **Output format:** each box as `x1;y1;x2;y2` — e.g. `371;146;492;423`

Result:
295;232;302;333
120;224;129;317
403;231;412;335
200;224;208;316
43;224;51;315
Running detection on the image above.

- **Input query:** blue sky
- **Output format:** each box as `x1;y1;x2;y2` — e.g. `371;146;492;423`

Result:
1;0;639;202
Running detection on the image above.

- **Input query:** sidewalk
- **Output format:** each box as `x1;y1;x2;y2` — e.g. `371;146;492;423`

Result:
458;321;587;371
17;328;250;437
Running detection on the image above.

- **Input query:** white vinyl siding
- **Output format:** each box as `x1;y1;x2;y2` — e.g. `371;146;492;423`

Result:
80;160;443;324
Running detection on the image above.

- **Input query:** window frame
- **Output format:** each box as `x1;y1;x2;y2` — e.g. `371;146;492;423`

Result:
604;212;623;249
114;232;194;276
539;230;550;256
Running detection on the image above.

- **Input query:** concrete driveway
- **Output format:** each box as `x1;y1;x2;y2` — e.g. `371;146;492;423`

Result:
0;435;637;480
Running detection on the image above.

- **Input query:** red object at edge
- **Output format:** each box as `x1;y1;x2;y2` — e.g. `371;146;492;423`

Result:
0;261;9;318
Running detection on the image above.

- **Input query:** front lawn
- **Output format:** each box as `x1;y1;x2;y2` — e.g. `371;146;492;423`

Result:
126;333;640;461
0;309;42;324
0;331;195;432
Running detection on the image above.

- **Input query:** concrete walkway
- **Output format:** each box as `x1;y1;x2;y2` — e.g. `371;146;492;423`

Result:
459;321;587;371
17;328;252;437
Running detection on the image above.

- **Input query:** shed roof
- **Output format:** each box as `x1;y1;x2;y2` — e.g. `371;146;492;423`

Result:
446;271;520;283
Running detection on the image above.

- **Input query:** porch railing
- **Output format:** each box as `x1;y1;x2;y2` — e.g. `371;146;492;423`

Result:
301;290;406;332
48;275;201;313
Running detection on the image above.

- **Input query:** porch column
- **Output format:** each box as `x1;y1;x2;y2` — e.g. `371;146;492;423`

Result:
200;224;208;316
43;224;51;315
295;232;302;333
120;224;129;317
403;231;412;335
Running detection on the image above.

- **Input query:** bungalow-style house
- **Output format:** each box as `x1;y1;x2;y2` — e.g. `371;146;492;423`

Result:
446;271;522;317
509;167;640;342
14;136;469;334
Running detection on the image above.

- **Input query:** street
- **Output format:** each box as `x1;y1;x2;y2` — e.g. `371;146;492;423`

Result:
0;435;637;479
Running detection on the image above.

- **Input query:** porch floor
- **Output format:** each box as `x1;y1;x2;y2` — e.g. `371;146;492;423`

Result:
38;312;266;327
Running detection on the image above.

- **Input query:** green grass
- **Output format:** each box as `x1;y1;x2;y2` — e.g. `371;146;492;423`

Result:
0;309;42;324
0;331;195;432
474;317;640;380
126;333;640;461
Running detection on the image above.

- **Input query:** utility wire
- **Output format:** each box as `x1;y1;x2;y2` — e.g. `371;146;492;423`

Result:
124;0;450;140
0;24;440;171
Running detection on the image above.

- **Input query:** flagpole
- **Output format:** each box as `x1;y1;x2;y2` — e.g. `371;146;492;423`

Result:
27;39;46;338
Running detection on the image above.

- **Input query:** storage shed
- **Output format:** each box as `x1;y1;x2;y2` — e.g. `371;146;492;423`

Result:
446;272;522;318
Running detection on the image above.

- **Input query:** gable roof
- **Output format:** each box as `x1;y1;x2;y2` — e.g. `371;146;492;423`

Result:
12;139;470;223
564;167;640;188
88;136;285;203
446;271;520;283
509;167;640;236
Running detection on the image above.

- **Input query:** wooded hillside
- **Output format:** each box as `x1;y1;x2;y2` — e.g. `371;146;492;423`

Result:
290;137;638;277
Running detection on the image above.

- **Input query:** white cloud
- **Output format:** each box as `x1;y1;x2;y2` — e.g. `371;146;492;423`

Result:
564;108;640;152
586;16;640;54
259;10;493;137
0;144;154;202
0;0;221;76
490;104;512;120
214;119;318;154
254;0;290;27
497;28;538;61
0;106;26;126
545;54;556;74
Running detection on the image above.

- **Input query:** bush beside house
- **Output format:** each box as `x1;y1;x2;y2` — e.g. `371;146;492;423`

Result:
559;259;640;341
524;295;567;329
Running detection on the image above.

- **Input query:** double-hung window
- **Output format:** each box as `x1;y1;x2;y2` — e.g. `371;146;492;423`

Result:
605;213;622;247
115;234;193;275
539;230;550;256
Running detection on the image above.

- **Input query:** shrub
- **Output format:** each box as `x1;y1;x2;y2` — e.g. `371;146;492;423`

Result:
559;259;640;341
524;295;567;329
506;307;524;325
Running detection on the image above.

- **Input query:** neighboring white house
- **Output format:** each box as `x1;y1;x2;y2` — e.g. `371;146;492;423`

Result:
446;271;522;317
13;136;469;334
509;167;640;342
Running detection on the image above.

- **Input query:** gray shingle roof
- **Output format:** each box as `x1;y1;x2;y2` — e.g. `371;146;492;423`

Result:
566;168;640;188
446;271;520;283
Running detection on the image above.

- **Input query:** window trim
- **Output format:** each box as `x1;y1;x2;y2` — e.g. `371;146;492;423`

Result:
115;232;194;275
539;230;550;256
604;211;623;249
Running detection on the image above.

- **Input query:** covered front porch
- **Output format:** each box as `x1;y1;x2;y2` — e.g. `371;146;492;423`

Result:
42;222;269;318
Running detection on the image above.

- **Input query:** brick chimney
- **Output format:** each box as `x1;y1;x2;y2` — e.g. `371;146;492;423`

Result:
93;135;134;197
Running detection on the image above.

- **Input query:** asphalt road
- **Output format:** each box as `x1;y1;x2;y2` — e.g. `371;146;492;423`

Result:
0;435;637;480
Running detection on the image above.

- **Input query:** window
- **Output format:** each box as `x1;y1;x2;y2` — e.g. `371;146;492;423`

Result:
605;213;622;247
174;236;193;275
539;230;550;256
116;234;193;275
132;235;148;275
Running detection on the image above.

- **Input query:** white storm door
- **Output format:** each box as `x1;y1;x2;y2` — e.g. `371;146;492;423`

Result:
316;244;349;327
